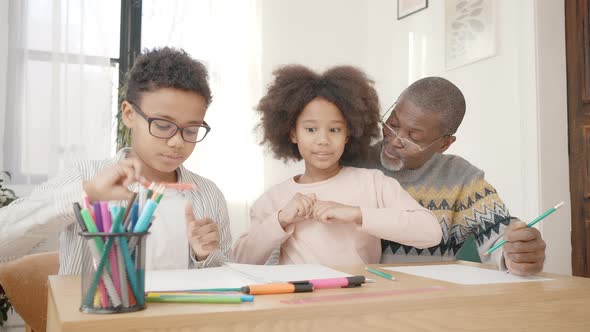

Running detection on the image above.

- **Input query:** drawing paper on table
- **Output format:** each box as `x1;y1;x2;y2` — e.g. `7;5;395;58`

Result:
383;264;552;285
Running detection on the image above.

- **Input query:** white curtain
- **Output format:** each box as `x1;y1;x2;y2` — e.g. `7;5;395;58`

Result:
3;0;118;184
142;0;264;239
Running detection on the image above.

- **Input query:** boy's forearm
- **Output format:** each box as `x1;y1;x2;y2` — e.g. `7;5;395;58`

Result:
190;248;227;268
0;180;82;258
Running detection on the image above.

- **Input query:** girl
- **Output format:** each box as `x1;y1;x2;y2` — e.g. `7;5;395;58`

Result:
0;47;231;273
233;65;441;265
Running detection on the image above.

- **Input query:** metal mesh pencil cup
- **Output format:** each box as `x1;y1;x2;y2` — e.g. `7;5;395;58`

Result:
79;231;149;314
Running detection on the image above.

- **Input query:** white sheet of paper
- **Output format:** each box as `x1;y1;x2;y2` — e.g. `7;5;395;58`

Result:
145;266;253;292
383;264;552;285
145;264;352;292
224;263;352;283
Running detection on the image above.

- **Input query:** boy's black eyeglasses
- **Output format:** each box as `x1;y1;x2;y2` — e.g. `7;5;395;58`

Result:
128;101;211;143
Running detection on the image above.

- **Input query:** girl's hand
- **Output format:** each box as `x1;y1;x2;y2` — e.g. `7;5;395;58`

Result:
277;193;316;228
312;200;362;225
83;158;142;202
185;203;220;261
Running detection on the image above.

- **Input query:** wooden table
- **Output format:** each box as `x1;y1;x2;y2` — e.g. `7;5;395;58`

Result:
46;261;590;331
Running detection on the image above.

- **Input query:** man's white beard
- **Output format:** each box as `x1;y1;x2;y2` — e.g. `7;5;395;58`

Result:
380;148;404;171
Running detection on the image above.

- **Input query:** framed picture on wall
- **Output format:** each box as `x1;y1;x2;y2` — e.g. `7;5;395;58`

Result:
445;0;496;70
397;0;428;20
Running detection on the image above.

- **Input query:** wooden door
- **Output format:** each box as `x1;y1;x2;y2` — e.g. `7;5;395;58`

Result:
566;0;590;277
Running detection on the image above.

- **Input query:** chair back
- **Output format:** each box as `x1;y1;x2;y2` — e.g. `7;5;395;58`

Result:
0;252;59;332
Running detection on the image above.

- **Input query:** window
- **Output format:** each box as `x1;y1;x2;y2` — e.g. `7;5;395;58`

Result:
4;0;121;184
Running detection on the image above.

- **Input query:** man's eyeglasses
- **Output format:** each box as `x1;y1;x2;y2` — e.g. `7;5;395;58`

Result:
379;102;450;153
129;101;211;143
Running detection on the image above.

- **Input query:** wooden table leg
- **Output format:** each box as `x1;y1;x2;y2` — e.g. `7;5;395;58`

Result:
45;287;61;332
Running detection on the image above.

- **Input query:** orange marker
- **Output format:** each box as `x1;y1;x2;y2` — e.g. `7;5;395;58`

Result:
128;284;137;306
241;283;313;295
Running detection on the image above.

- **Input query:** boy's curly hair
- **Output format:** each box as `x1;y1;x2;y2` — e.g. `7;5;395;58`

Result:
257;64;380;162
125;47;212;106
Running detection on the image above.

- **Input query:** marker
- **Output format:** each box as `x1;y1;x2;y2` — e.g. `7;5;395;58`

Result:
82;191;95;220
102;204;121;297
80;208;103;252
134;199;158;232
122;192;138;231
73;203;109;308
291;276;366;289
73;203;88;232
241;283;313;295
93;202;103;232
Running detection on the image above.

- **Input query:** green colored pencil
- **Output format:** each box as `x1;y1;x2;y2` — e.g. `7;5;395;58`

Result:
188;288;243;292
146;295;243;304
365;267;396;280
486;201;564;255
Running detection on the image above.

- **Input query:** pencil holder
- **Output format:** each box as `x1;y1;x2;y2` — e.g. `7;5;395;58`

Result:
79;231;149;314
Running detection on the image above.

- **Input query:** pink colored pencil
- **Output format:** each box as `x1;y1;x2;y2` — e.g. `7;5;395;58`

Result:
138;178;197;191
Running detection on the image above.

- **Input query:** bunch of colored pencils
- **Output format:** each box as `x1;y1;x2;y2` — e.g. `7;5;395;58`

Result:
76;181;196;311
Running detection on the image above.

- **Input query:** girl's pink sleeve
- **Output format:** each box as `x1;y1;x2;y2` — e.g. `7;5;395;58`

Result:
231;191;293;264
360;171;442;249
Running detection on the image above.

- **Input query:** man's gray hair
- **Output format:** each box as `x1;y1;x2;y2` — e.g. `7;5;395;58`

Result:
400;77;466;134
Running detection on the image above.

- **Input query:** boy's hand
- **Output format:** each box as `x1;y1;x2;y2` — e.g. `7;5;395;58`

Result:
278;193;316;228
312;200;362;225
185;203;219;261
83;158;142;202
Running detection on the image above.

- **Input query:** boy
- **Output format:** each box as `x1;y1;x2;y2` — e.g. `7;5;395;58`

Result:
0;47;231;273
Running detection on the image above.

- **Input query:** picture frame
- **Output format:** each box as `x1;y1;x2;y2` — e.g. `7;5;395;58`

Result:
397;0;428;20
445;0;496;70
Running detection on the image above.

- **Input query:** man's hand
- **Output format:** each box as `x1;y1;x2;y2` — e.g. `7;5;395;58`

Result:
502;221;546;276
185;203;219;261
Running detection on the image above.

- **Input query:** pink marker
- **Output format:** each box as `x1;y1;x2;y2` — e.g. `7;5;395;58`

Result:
292;276;366;290
100;203;121;297
82;191;95;221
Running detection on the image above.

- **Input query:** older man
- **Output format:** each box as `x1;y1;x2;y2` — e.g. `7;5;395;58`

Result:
350;77;546;276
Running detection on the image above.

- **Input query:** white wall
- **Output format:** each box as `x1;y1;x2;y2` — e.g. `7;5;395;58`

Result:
260;0;369;187
260;0;571;274
534;0;571;275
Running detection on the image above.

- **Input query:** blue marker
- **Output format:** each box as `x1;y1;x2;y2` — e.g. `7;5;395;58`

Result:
134;199;158;232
